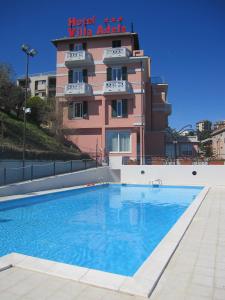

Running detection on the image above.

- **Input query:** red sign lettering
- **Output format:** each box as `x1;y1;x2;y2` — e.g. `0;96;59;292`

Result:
68;16;126;38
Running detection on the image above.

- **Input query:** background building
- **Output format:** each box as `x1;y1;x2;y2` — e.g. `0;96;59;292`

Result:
17;72;56;99
196;120;212;132
213;120;225;131
52;31;172;159
166;135;199;158
211;127;225;159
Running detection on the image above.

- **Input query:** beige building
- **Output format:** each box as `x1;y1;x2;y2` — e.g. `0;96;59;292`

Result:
196;120;212;132
17;72;56;99
211;126;225;159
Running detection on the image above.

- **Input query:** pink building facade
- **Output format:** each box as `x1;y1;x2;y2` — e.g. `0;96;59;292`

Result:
52;32;171;159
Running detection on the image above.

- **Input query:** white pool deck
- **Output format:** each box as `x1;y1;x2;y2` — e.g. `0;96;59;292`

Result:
0;186;225;299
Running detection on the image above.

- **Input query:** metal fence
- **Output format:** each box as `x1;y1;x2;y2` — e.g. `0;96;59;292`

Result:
0;158;106;187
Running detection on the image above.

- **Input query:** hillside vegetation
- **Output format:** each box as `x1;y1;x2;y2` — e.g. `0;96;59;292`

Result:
0;111;85;160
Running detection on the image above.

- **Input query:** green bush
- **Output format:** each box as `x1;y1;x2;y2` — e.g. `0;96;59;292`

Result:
27;96;50;125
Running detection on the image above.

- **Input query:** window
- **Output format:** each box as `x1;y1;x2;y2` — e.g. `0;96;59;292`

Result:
74;43;83;51
112;40;121;48
68;69;88;84
112;67;122;81
107;67;127;81
106;131;131;152
69;43;74;51
111;99;128;117
70;101;88;119
73;69;83;83
69;43;86;51
73;102;83;118
179;143;193;156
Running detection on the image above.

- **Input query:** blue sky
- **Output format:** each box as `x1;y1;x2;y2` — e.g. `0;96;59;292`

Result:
1;0;225;129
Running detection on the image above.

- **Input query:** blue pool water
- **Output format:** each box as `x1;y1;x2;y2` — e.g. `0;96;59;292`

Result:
0;184;203;276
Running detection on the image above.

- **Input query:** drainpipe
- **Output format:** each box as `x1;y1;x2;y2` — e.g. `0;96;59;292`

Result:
140;60;145;164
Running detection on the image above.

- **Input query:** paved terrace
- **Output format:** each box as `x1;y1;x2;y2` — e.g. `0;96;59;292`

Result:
0;187;224;300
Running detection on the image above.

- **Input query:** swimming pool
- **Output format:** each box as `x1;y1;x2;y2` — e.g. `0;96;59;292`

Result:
0;184;203;276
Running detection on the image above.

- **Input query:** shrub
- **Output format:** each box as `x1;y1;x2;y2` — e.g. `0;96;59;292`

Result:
27;96;50;125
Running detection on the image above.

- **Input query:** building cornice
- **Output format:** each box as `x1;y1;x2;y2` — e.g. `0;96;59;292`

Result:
51;32;139;47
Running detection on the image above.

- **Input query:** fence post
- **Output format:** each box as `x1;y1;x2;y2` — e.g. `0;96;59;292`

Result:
31;165;33;181
96;156;98;168
70;160;73;172
53;161;56;176
84;159;87;169
3;167;6;185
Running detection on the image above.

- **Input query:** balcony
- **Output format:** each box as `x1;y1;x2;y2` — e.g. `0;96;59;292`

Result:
103;80;131;94
152;103;172;115
64;83;92;96
65;51;93;67
133;115;145;126
103;47;131;63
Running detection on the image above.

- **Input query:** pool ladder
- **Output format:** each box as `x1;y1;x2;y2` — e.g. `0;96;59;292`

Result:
97;176;105;184
151;179;162;187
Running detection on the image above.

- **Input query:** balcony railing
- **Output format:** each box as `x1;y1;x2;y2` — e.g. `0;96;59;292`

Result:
65;51;93;67
132;115;145;126
103;80;131;94
103;47;131;62
152;103;172;115
64;83;92;96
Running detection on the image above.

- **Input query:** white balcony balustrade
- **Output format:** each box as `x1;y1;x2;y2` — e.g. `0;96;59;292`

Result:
65;51;93;67
103;80;131;94
103;47;131;62
64;83;92;96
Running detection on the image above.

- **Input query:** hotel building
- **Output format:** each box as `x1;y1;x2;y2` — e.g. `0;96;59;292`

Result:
52;31;171;159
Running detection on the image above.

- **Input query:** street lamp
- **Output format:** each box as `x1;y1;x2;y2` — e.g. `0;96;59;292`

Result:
21;44;37;177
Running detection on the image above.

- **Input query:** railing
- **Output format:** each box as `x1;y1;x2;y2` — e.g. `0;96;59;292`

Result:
151;76;166;84
103;47;131;60
65;51;92;66
132;115;145;126
122;156;225;165
0;157;107;187
17;71;56;79
152;103;172;114
103;80;131;94
64;83;92;96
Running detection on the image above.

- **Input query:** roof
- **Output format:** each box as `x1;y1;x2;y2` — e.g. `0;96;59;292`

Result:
166;135;199;143
211;126;225;136
51;32;139;49
17;71;56;80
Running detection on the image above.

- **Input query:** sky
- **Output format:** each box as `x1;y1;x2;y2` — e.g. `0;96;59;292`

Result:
0;0;225;129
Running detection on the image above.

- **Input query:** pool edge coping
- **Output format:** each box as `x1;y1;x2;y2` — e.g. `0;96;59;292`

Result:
0;185;210;298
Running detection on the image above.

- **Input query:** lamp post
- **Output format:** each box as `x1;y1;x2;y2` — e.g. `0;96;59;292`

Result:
173;140;178;165
21;44;37;177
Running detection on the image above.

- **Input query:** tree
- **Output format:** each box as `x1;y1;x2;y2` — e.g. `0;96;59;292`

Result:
0;63;25;116
27;96;50;125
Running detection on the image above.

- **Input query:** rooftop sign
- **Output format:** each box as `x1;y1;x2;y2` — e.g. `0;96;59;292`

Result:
68;16;127;37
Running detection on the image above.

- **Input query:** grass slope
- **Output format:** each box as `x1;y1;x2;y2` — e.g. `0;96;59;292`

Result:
0;111;84;160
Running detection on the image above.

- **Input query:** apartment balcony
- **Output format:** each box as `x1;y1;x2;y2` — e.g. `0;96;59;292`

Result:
65;51;93;67
103;80;131;94
132;115;145;126
64;83;92;96
152;103;172;115
103;47;131;63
